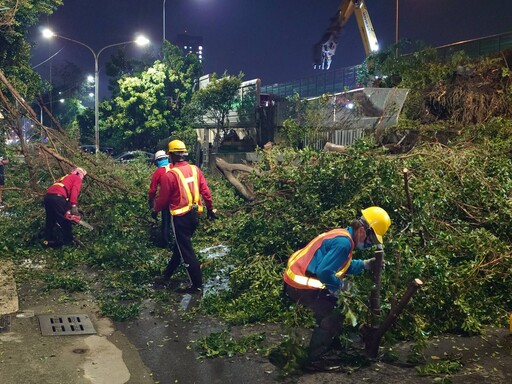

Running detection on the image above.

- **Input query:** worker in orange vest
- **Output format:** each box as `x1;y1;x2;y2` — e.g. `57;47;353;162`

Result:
283;206;391;370
153;140;216;294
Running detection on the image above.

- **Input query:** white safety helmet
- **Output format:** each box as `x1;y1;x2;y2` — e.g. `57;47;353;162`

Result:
154;150;168;161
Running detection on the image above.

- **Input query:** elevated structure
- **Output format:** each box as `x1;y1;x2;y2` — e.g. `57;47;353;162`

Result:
197;31;512;166
265;30;512;100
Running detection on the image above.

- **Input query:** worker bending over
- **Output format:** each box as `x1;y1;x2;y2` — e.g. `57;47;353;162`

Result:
283;206;391;370
44;167;87;247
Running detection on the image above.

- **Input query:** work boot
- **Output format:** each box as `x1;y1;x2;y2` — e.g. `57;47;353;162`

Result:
153;276;170;289
308;327;334;362
175;285;203;295
63;239;84;248
304;358;343;372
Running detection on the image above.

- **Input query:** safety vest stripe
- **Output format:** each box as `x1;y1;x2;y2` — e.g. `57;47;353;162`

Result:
284;229;353;290
51;175;69;199
169;166;203;215
288;231;331;265
285;268;325;289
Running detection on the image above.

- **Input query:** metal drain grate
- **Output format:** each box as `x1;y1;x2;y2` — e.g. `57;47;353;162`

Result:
38;314;96;336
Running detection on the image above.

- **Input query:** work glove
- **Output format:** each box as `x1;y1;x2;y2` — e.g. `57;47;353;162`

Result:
364;257;376;270
70;205;80;216
148;200;154;209
364;257;385;271
151;211;158;220
207;208;217;221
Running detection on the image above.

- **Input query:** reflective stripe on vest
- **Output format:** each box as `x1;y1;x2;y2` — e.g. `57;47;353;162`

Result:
283;229;354;290
169;165;203;215
52;175;69;199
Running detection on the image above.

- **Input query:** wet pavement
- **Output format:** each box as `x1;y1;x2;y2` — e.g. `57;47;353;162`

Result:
115;296;279;384
1;259;511;384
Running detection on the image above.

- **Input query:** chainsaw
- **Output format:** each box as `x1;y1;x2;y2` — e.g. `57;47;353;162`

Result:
65;211;93;230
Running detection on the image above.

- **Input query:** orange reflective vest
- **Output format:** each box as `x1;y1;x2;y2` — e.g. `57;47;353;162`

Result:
169;164;203;215
283;229;354;290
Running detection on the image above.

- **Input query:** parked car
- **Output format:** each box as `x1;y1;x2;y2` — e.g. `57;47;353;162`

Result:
80;145;114;155
114;151;154;164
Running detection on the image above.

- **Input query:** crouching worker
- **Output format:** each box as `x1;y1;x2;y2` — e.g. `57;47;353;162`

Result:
44;167;87;247
283;206;391;371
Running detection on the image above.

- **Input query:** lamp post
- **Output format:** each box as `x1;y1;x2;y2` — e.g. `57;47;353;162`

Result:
395;0;399;57
32;97;65;126
42;28;149;153
163;0;167;42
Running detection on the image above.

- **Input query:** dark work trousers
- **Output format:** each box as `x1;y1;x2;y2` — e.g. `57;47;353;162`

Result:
44;194;73;244
285;283;343;360
163;210;201;288
160;208;171;247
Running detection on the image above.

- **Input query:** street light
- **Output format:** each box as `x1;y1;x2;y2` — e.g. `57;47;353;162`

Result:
163;0;167;42
395;0;399;57
33;98;65;126
42;28;150;153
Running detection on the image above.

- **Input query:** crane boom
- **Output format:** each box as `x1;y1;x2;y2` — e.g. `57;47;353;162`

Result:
314;0;379;70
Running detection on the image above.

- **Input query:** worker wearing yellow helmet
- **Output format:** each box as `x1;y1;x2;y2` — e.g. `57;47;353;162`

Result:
153;139;216;294
283;206;391;371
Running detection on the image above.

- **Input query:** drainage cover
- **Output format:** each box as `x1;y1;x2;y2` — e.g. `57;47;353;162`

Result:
38;314;96;336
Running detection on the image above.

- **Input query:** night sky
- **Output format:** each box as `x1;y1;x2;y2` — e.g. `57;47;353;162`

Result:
30;0;512;96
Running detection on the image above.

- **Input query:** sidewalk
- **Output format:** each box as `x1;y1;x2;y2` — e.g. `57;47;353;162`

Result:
0;261;154;384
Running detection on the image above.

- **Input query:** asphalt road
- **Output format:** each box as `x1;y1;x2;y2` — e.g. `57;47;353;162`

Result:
1;261;511;384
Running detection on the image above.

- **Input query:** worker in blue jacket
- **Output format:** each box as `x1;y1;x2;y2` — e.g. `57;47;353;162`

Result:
283;206;391;370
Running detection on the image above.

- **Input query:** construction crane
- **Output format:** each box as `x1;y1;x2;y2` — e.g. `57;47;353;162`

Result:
314;0;379;70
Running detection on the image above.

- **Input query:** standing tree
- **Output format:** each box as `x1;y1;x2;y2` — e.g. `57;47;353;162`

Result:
100;41;202;152
187;72;244;152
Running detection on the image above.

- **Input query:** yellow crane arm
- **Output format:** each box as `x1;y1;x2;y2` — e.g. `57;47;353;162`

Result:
314;0;379;70
354;1;379;56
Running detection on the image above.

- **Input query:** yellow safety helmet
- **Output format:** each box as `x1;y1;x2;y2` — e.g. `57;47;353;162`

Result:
361;206;391;244
168;140;188;154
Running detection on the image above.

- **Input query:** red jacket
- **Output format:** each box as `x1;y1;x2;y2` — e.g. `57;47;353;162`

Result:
46;174;83;206
148;164;172;203
154;161;213;215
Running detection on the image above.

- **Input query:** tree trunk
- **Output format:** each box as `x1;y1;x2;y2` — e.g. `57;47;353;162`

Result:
215;158;262;201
